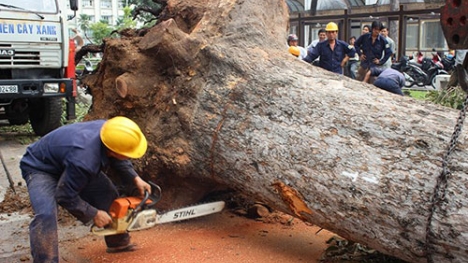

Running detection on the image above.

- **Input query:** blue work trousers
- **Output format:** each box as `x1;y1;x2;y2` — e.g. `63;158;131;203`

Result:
346;60;359;79
373;77;404;96
23;171;130;263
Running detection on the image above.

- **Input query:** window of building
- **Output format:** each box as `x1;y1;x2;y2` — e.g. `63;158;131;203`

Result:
101;0;112;8
405;18;447;56
420;19;447;51
405;21;419;54
101;16;112;24
118;0;125;8
82;0;93;7
304;0;311;10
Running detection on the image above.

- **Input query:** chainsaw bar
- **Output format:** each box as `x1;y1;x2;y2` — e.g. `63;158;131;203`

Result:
127;201;225;232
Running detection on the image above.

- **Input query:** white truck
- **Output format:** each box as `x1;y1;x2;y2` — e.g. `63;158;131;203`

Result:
0;0;78;136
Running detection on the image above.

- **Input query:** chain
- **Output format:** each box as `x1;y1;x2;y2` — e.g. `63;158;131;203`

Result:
425;94;468;263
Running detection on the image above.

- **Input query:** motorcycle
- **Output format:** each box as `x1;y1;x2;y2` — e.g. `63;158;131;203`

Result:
74;58;94;104
441;56;455;73
391;55;449;89
391;56;417;87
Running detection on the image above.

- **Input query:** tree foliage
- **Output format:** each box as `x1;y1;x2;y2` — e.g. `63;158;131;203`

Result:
116;7;137;30
127;0;162;25
85;6;137;44
77;14;93;43
426;87;467;109
89;21;113;45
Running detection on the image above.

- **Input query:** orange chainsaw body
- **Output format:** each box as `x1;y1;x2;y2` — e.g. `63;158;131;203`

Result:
91;196;153;236
108;196;146;219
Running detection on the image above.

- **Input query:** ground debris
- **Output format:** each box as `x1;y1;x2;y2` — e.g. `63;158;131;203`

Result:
320;236;409;263
0;186;79;226
0;187;31;214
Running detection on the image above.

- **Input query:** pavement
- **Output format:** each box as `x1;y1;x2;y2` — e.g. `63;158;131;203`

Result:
0;131;89;263
0;138;24;203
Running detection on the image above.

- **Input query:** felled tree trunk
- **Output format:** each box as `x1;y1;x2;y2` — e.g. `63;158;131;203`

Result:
82;0;467;262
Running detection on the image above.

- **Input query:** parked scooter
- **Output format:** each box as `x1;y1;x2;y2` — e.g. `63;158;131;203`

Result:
392;55;449;89
76;59;94;88
441;55;456;73
391;56;414;87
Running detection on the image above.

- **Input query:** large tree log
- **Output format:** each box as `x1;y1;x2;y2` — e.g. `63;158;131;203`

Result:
82;0;468;262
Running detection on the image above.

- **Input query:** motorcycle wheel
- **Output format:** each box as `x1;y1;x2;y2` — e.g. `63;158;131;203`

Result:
403;72;414;87
430;75;437;89
415;79;426;87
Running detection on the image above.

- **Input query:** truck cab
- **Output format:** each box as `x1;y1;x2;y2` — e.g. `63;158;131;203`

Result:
0;0;78;136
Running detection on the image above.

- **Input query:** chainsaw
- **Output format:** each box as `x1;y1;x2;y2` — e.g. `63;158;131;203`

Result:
91;182;225;236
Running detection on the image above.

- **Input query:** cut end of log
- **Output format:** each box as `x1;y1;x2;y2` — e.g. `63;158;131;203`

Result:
247;203;270;219
115;76;129;98
272;181;313;219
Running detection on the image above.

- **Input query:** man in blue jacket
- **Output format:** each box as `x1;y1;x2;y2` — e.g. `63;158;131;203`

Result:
20;116;151;263
354;21;393;81
303;22;356;74
363;67;405;96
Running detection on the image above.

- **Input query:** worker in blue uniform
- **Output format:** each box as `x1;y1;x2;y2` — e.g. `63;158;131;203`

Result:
354;21;393;81
363;67;405;95
20;116;151;263
303;22;356;74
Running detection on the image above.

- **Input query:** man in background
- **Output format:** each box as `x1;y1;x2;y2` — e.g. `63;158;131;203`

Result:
380;25;396;69
447;49;468;88
307;29;327;65
354;21;393;81
345;36;359;79
287;34;307;59
303;22;355;75
308;29;327;49
362;25;371;35
363;67;404;96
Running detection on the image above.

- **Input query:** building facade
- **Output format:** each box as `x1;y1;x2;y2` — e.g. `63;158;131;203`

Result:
66;0;126;30
288;0;447;60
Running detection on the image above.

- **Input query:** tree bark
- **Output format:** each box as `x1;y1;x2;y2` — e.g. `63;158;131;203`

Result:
82;0;468;262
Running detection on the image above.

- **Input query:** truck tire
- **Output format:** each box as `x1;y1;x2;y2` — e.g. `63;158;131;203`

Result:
29;97;63;136
6;100;29;125
7;113;29;125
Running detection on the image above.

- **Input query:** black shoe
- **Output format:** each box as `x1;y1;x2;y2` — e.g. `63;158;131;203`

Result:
106;243;137;253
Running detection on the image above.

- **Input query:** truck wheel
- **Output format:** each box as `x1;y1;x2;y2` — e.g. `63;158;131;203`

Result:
29;97;63;136
7;113;29;125
6;100;29;125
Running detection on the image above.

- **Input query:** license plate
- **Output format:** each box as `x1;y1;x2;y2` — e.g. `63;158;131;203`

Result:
0;85;18;93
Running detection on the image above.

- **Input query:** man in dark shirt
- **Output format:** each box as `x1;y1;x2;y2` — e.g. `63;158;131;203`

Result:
354;21;393;81
303;22;356;74
20;116;151;263
363;67;405;95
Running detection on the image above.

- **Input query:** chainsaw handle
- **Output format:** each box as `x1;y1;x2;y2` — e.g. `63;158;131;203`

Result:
147;181;161;208
134;181;162;208
126;181;162;222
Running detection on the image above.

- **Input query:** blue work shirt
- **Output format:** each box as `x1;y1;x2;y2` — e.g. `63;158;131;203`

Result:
20;120;138;223
370;67;405;95
354;33;392;70
303;39;356;74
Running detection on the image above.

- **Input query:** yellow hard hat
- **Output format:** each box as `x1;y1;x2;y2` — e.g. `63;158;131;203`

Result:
288;46;300;57
100;116;147;158
325;22;338;31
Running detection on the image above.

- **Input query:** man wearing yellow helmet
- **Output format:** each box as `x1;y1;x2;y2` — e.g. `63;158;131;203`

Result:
288;46;301;57
287;33;307;59
20;116;151;262
303;22;356;74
